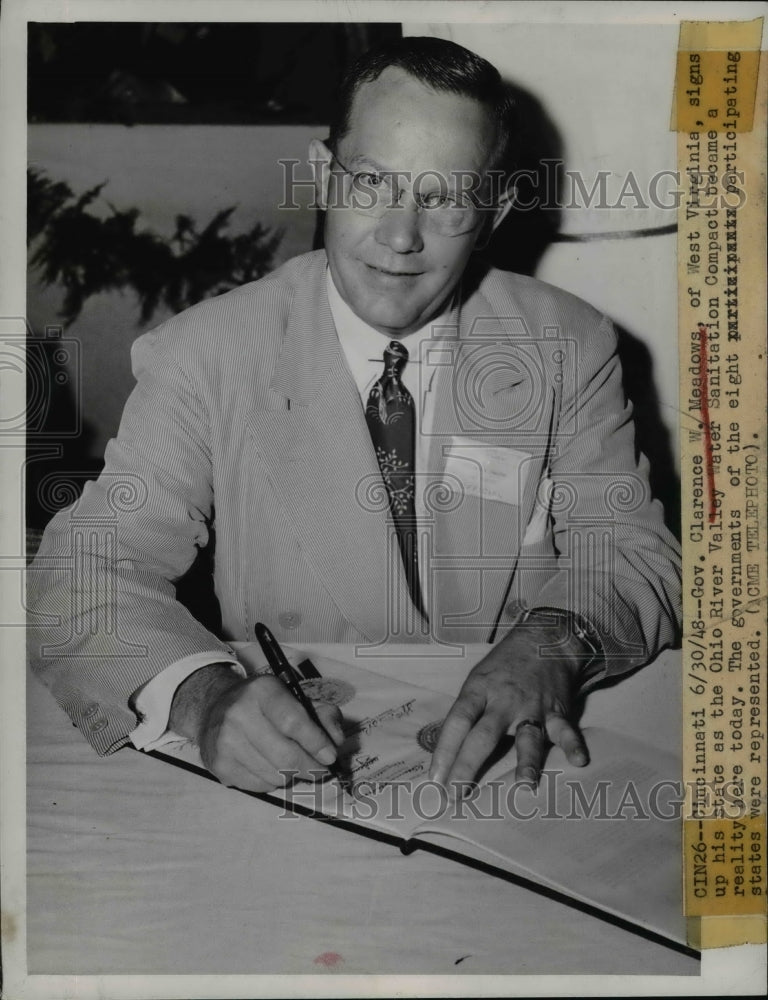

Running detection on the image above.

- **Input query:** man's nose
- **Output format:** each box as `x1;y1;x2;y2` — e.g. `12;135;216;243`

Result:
373;203;425;254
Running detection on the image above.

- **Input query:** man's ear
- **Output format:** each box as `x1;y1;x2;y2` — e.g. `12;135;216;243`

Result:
309;138;333;211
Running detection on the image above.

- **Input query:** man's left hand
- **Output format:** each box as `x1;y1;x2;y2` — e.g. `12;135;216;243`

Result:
429;622;591;794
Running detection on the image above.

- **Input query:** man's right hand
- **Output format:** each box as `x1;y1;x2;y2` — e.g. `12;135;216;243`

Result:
168;664;345;792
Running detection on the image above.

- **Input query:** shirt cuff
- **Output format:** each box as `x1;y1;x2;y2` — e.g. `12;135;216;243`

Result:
129;652;245;751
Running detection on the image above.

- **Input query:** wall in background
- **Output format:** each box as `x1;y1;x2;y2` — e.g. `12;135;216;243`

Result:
28;123;321;460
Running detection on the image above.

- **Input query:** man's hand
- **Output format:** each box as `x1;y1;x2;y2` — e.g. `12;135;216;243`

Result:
429;618;593;795
169;664;345;792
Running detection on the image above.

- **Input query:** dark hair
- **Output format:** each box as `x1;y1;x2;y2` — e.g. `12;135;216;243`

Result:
328;35;516;174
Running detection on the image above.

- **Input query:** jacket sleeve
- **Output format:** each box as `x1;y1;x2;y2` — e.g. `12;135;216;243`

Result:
509;313;682;683
27;328;238;754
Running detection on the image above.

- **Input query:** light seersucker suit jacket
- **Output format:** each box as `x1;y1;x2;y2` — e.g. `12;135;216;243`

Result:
28;251;681;754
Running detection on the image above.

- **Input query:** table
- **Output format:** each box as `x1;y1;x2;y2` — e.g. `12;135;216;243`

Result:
26;644;699;976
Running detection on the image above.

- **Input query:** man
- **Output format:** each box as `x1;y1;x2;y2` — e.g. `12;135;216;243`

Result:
28;36;681;797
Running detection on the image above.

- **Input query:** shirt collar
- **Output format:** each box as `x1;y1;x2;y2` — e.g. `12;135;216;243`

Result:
326;267;456;371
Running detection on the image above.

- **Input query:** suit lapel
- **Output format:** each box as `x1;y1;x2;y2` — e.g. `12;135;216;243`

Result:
426;286;555;640
246;263;414;641
246;261;558;643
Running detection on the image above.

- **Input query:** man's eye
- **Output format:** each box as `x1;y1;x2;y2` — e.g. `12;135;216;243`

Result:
355;172;384;188
421;192;456;210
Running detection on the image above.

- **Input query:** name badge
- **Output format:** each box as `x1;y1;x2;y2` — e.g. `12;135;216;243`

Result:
442;436;532;506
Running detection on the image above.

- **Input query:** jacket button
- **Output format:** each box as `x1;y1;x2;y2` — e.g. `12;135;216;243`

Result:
89;718;109;733
278;611;302;630
505;601;524;618
84;702;100;718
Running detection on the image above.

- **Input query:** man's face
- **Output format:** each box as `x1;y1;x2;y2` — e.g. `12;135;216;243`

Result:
311;67;508;337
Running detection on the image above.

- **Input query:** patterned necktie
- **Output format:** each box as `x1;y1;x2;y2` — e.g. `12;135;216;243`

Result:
365;341;426;618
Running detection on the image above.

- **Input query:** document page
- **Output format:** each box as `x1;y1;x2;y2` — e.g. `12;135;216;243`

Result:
412;728;686;944
280;651;685;944
160;647;463;836
159;646;686;946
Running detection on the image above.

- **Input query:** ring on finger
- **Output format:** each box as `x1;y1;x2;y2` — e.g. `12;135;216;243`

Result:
515;717;545;736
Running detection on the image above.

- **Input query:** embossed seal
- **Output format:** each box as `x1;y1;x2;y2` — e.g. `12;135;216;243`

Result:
299;677;356;707
416;719;444;754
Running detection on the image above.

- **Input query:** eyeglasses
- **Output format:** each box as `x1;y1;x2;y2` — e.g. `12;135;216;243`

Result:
328;152;487;237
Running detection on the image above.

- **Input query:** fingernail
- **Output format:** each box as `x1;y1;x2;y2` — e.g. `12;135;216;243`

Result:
430;767;445;785
317;746;337;766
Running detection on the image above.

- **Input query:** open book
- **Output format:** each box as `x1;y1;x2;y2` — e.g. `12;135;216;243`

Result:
154;648;688;951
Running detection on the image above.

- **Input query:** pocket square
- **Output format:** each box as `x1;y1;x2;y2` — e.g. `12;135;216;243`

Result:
442;436;533;506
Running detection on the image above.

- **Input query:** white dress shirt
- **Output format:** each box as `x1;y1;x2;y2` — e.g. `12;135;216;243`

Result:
130;267;455;751
324;267;457;572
